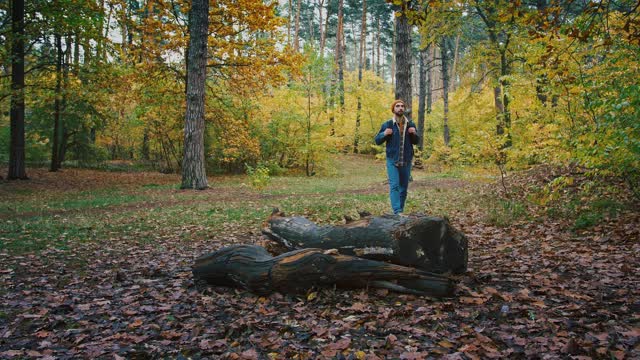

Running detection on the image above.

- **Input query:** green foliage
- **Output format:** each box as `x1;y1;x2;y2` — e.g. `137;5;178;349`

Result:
245;163;271;191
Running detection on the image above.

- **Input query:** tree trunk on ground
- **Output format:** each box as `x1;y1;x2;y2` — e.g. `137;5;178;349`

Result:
181;0;209;189
8;0;27;180
193;245;455;297
394;7;412;120
263;210;468;274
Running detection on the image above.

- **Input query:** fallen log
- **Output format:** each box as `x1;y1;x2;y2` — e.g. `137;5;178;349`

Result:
193;245;455;297
262;210;468;274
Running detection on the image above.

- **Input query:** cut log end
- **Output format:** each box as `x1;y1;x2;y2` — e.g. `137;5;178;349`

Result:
263;212;468;274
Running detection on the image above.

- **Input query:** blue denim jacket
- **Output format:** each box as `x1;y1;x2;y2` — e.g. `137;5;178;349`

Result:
374;118;420;163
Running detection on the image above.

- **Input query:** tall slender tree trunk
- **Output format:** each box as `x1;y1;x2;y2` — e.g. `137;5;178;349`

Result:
499;48;512;147
287;0;292;46
307;0;314;44
8;0;27;180
376;17;381;77
494;86;504;134
425;44;433;154
441;38;450;147
417;46;427;151
50;34;63;172
305;74;313;176
451;33;460;91
120;2;128;60
336;0;345;109
391;19;396;93
394;6;412;120
294;0;301;51
433;45;441;102
59;35;72;164
426;44;433;121
181;0;209;190
318;0;326;53
354;0;367;154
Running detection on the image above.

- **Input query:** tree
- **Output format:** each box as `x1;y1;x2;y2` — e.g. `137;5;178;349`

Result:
394;2;413;119
440;36;450;146
8;0;27;179
181;0;209;189
50;33;63;172
353;0;367;153
472;0;517;148
416;45;428;150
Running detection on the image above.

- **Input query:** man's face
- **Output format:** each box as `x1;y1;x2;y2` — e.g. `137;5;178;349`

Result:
393;102;405;116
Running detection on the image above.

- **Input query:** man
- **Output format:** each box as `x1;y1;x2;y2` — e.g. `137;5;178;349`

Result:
374;100;419;214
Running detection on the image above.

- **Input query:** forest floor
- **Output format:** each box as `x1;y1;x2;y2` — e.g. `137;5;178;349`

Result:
1;155;638;359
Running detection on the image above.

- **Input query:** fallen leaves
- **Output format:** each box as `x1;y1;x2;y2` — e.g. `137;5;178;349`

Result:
0;168;638;359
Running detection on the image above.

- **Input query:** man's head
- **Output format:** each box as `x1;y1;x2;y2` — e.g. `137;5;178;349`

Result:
391;100;405;116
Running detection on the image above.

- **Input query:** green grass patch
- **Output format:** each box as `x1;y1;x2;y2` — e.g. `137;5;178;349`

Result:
0;189;148;215
0;217;99;253
571;198;626;231
1;157;497;256
485;198;529;227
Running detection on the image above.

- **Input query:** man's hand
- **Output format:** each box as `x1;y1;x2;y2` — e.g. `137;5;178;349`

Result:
408;127;416;134
384;128;393;136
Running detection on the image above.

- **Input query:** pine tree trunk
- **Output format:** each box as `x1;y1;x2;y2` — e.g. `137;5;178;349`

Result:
307;0;313;44
391;19;396;93
451;33;460;91
181;0;209;190
426;44;433;117
376;17;381;77
58;35;71;165
336;0;345;109
494;85;504;135
287;0;292;46
441;38;450;147
499;47;512;147
394;8;412;120
319;0;326;53
294;0;301;51
417;47;427;151
354;0;367;154
50;34;63;172
8;0;27;180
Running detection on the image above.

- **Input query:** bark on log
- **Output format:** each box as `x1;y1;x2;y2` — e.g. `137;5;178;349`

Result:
193;245;454;297
262;210;468;274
